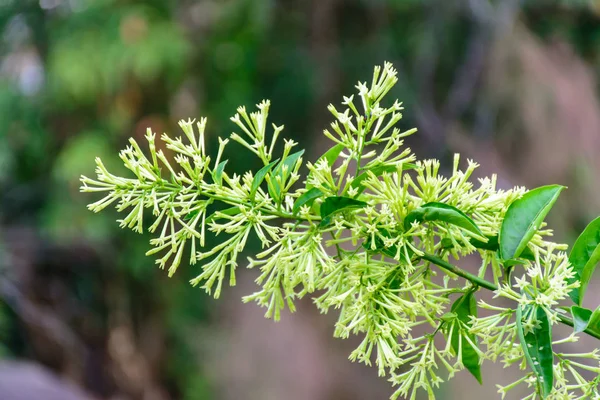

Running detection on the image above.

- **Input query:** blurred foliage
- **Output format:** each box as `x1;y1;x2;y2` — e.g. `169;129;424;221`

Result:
1;0;600;399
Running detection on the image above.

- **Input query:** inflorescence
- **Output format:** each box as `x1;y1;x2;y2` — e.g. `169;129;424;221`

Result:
81;63;600;399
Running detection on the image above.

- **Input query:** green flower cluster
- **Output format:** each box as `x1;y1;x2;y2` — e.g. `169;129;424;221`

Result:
81;63;600;399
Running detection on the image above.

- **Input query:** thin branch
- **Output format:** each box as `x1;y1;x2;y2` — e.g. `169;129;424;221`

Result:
420;252;600;341
421;252;497;291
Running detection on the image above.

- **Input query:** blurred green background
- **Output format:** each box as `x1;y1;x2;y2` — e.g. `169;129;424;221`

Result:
2;0;600;399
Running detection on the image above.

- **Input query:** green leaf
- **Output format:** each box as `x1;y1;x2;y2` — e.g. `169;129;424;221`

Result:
571;306;593;334
184;210;200;221
306;144;345;189
205;206;241;223
320;143;345;166
441;237;454;249
319;196;367;227
363;228;398;258
569;305;600;336
516;305;554;398
250;159;279;200
469;235;536;263
350;163;417;195
440;312;457;322
568;216;600;305
470;235;499;251
212;160;228;185
270;150;305;201
499;185;564;261
292;187;323;215
404;202;483;237
275;150;304;179
450;292;482;384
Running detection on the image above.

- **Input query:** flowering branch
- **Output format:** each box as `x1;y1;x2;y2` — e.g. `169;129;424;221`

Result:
81;63;600;399
421;252;600;341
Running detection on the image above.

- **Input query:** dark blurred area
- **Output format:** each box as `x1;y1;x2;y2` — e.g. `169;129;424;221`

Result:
1;0;600;399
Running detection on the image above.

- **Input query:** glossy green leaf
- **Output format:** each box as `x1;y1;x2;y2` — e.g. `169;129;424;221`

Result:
205;206;241;223
320;143;345;166
516;305;554;398
292;187;323;215
499;185;564;261
569;305;600;336
306;144;344;189
250;159;279;200
350;163;417;195
571;306;593;333
184;209;200;221
269;150;305;201
450;292;482;384
470;235;499;251
363;228;398;258
213;160;228;185
469;235;536;260
589;309;600;332
275;150;304;179
404;202;483;237
568;216;600;305
319;196;367;227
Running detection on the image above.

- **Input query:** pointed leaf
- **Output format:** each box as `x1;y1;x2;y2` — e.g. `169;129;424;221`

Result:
213;160;228;185
306;144;344;189
568;216;600;305
270;150;305;201
275;150;305;179
206;206;241;223
470;235;499;252
569;305;600;336
184;210;200;221
469;235;536;262
516;305;554;398
363;228;398;258
499;185;564;261
351;163;417;195
250;159;279;200
292;187;323;215
589;308;600;332
320;144;345;167
319;196;367;227
404;202;483;237
571;306;593;334
450;292;482;384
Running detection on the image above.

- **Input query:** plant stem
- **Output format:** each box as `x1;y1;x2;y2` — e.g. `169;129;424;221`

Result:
421;253;497;291
420;252;600;341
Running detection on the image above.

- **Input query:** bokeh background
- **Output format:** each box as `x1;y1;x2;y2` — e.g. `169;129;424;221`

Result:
2;0;600;399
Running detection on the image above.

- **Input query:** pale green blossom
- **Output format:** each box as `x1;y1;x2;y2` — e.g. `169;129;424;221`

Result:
81;62;600;399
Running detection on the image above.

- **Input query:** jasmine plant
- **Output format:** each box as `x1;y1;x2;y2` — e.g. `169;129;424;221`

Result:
81;63;600;399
